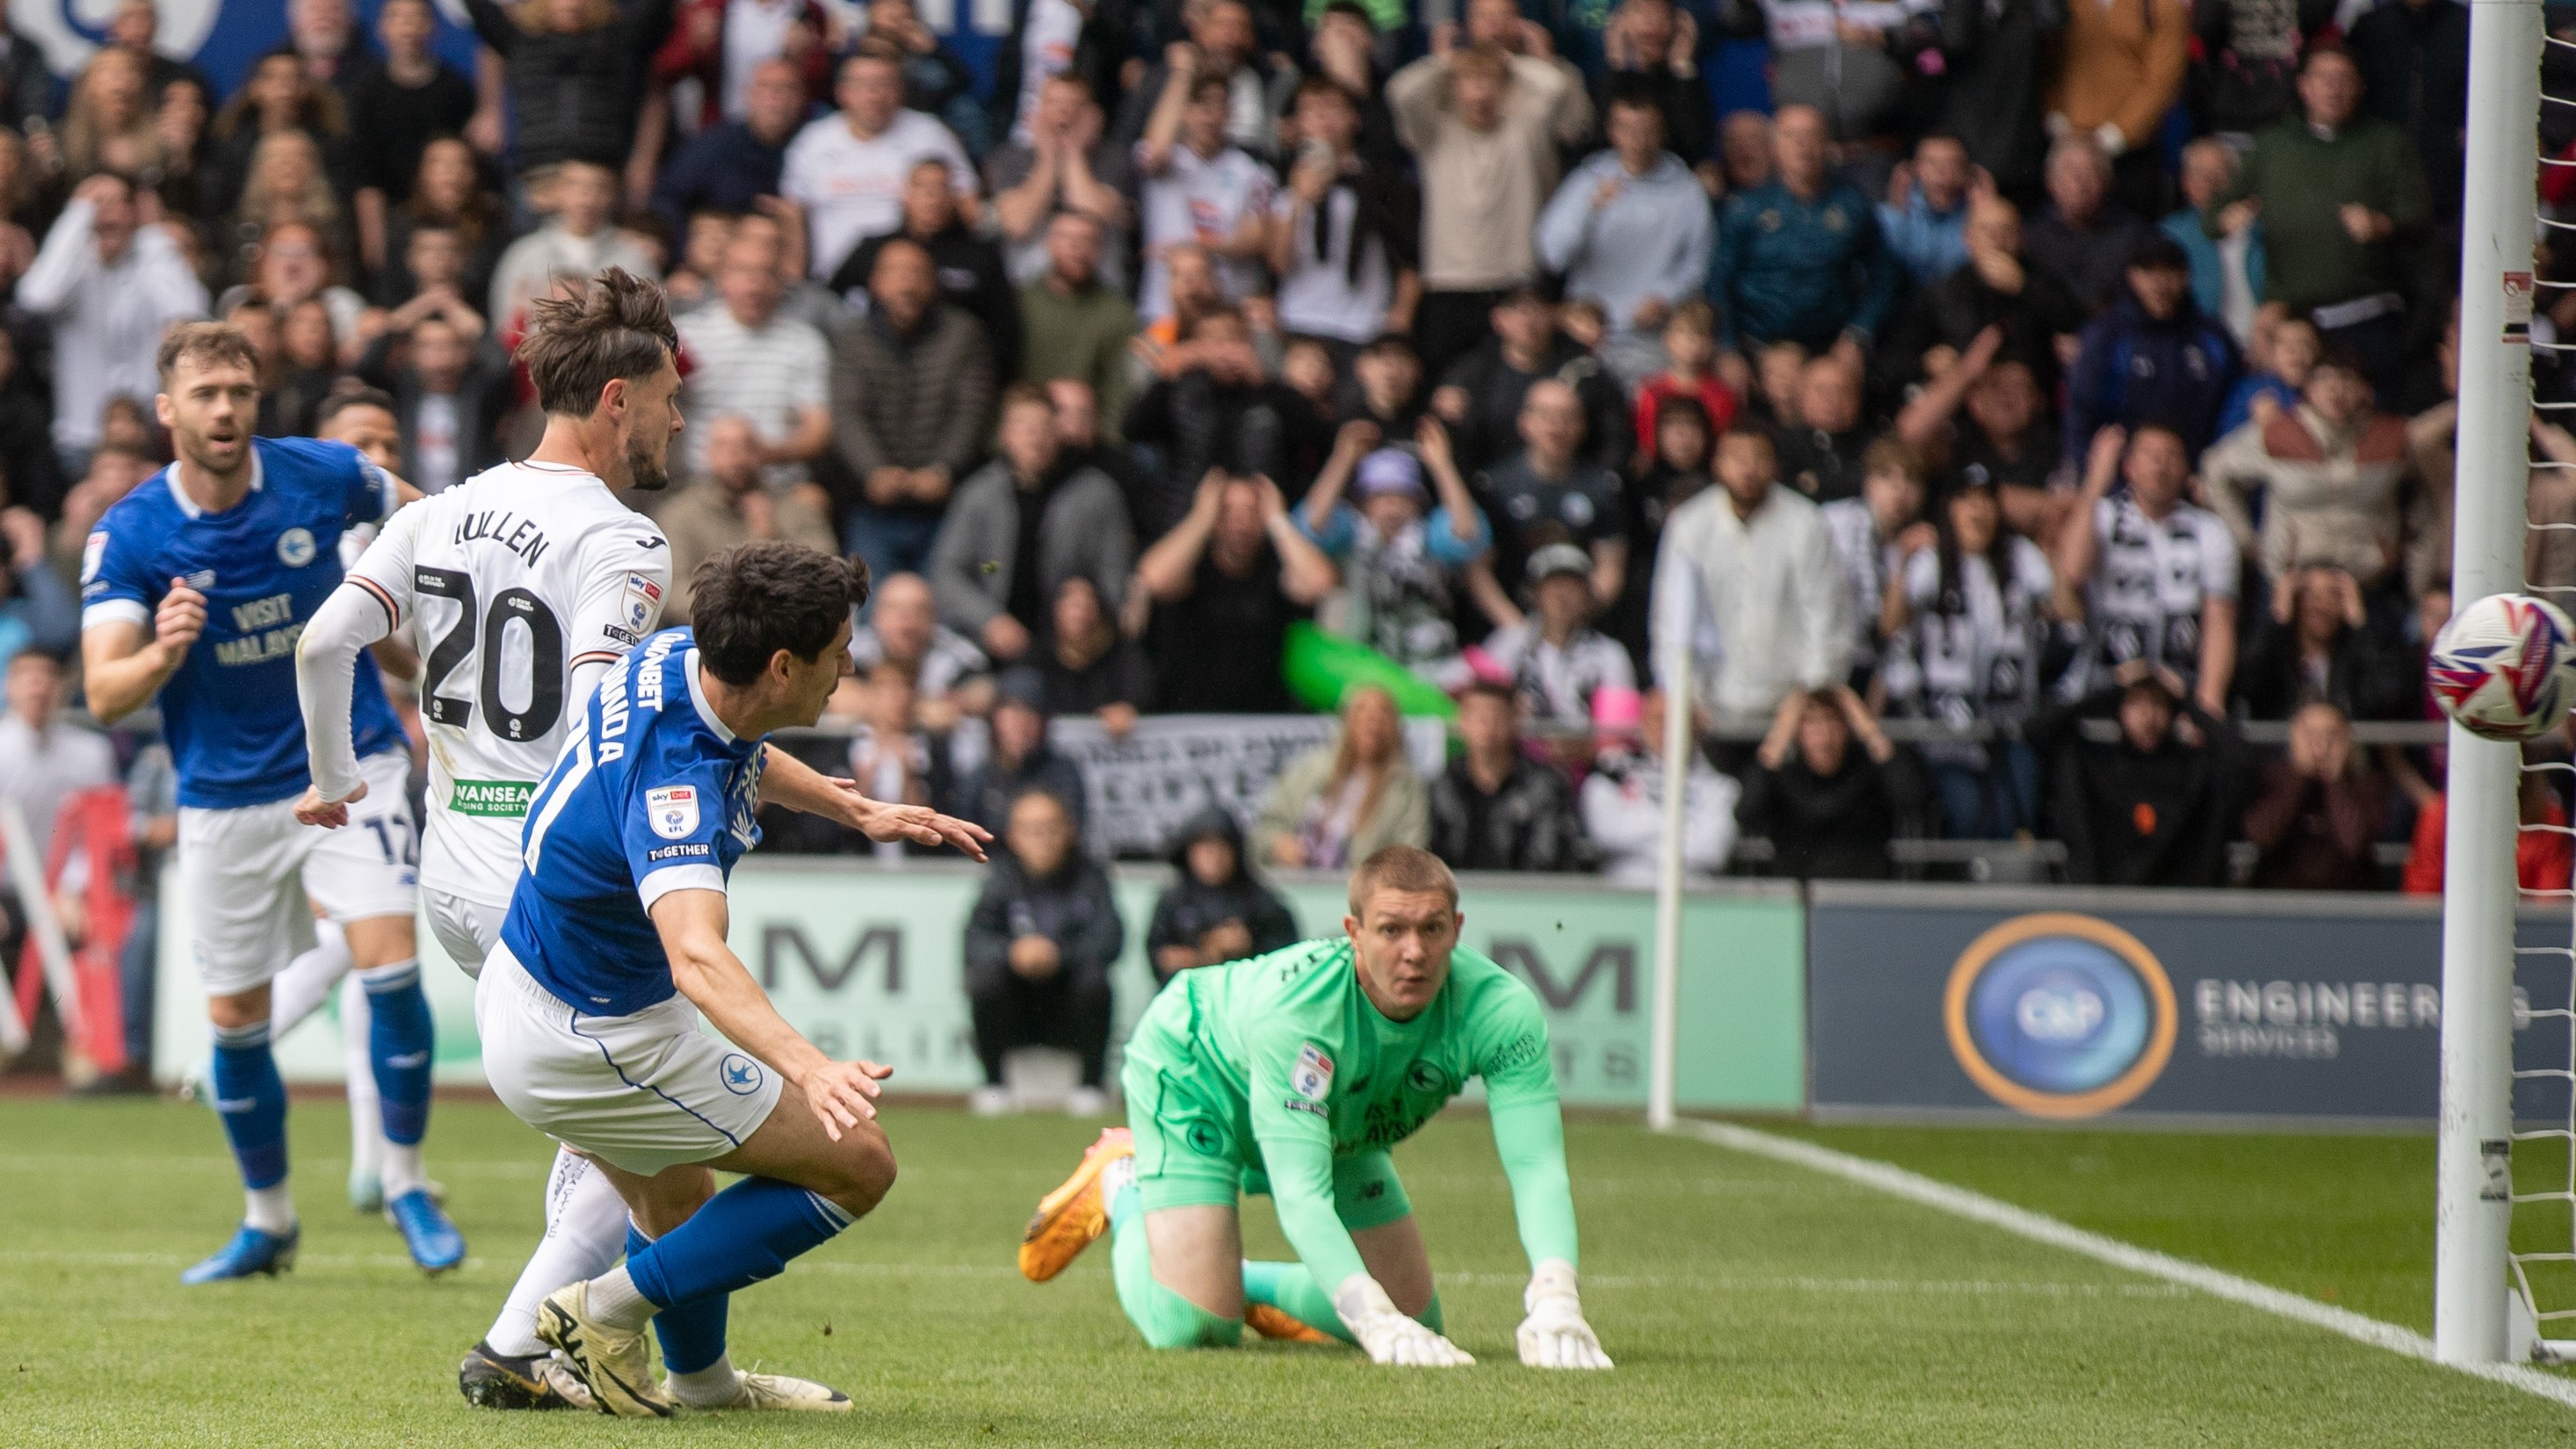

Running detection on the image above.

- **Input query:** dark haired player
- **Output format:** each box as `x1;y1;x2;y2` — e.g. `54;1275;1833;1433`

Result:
1017;845;1612;1371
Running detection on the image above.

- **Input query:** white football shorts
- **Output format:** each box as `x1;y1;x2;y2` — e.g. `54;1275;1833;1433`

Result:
181;750;418;997
475;942;784;1177
424;887;503;980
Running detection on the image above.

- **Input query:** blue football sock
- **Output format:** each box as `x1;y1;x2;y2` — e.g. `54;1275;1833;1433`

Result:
628;1221;731;1375
210;1019;288;1191
358;960;432;1147
623;1177;852;1311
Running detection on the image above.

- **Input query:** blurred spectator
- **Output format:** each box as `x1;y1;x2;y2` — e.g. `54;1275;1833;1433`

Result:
460;0;675;185
1878;133;1978;286
1136;470;1338;714
1253;683;1429;868
2064;235;2240;460
354;313;510;496
0;332;66;519
2023;137;2150;316
2233;565;2410;722
2208;47;2431;392
2044;0;2187;216
264;297;342;438
0;510;75;670
2346;0;2468;219
850;570;993;731
378;137;509;310
1738;686;1918;880
1268;76;1418;353
1147;806;1299;988
1427;678;1586;872
995;0;1137;154
963;786;1121;1115
221;130;350;289
680;232;834;483
63;46;168;186
1763;0;1936;155
215;220;370;368
1632;302;1736;469
2402;764;2572;896
651;0;829;134
1473;379;1626;612
953;669;1090;840
2166;137;2266;346
1597;0;1712;178
2244;700;2387;889
2219;311;2320;438
657;416;839;623
1136;66;1277;322
2191;0;2325;140
782;48;975;281
1036;575;1151;732
1473;542;1636;732
1878;477;2056;838
1610;394;1713;664
1776;351;1870;503
841;158;1022;378
931;386;1131;667
1536;92;1711;384
1111;0;1293;161
844;663;944;859
988;72;1135;291
1709;104;1894;362
1580;686;1736;885
1017;213;1137;435
1887;197;2088;393
1337;332;1429;438
488;160;661;325
0;650;115;862
1122;306;1321;529
2056;424;2240;713
344;0;476;272
0;11;54;134
1652;424;1850;735
1433;288;1630;475
2037;661;2245;887
650;60;812;245
836;238;997;582
1300;423;1494;685
1391;41;1572;379
1895;331;2065;543
1820;437;1929;684
286;0;373;97
22;174;207;468
2202;347;2413;591
114;736;177;1083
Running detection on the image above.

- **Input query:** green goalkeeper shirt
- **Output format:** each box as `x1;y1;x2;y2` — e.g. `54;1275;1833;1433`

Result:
1125;935;1580;1292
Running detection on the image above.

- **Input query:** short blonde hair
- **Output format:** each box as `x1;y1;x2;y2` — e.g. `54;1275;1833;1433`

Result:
1349;845;1460;917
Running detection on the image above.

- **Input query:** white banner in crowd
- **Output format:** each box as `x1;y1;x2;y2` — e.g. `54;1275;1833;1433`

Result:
1046;714;1450;859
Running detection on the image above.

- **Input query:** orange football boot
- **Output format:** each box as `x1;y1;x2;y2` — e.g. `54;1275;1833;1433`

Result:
1019;1127;1134;1281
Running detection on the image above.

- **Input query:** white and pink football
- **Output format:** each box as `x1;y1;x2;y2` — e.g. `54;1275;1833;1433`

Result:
2428;593;2576;741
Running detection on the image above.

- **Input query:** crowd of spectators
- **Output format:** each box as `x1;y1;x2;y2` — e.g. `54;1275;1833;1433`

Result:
0;0;2550;1070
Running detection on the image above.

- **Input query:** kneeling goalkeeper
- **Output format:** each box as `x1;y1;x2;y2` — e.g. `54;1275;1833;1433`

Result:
1017;845;1610;1369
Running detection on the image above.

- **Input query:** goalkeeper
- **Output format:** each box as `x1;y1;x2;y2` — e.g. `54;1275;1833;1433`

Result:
1017;845;1610;1370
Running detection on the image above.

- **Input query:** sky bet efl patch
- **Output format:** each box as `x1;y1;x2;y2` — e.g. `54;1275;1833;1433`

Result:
623;573;662;634
1292;1044;1334;1102
646;785;700;840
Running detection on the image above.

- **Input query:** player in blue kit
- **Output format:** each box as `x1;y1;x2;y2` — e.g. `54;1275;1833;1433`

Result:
478;542;988;1416
77;322;464;1281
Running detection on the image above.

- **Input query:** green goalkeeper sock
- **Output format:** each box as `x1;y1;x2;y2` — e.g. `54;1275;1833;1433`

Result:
1240;1260;1357;1344
1107;1175;1242;1350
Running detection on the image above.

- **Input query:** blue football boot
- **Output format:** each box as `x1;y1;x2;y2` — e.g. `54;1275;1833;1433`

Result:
179;1222;300;1284
389;1187;467;1274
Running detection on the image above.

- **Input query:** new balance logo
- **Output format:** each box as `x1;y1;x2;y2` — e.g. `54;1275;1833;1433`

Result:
213;1096;258;1113
386;1052;430;1069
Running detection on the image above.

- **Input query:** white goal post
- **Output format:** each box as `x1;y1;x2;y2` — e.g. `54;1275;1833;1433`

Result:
2437;0;2546;1366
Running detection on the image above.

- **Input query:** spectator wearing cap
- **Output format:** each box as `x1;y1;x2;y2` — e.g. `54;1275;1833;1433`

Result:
850;570;992;731
1136;469;1341;714
2201;345;2418;594
1428;678;1588;873
1705;104;1897;365
2034;659;2247;887
1737;686;1921;880
1431;288;1632;475
1473;380;1628;618
962;786;1122;1116
1299;419;1495;688
1147;806;1299;989
930;384;1132;670
951;666;1090;843
1582;685;1738;886
2022;136;2151;317
1534;91;1713;386
1469;542;1638;733
2063;234;2240;460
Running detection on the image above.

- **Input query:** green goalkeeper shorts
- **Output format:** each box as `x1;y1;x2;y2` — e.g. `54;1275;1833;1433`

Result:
1121;1034;1413;1232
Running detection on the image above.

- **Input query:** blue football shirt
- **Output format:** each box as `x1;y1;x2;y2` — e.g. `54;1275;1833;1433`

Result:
503;627;765;1016
79;437;406;809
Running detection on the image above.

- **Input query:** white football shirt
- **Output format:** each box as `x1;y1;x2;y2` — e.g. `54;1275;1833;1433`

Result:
344;460;672;908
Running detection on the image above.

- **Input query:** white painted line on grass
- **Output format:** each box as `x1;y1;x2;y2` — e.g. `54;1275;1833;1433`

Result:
1672;1119;2576;1411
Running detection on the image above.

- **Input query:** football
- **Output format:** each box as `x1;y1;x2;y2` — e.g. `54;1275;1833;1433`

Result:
2428;593;2576;740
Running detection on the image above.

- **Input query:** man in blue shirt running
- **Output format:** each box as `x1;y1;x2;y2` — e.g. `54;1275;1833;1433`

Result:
480;541;988;1416
77;321;464;1281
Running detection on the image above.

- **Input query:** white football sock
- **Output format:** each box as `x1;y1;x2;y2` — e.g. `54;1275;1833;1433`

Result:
245;1183;296;1235
270;919;351;1037
587;1265;655;1333
667;1355;741;1406
486;1148;630;1358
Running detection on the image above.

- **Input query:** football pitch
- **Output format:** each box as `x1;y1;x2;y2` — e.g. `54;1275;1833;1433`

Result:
3;1098;2572;1445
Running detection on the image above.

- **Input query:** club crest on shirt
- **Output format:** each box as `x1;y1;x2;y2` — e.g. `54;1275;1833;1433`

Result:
622;571;662;633
646;784;699;840
276;527;317;568
1292;1043;1334;1102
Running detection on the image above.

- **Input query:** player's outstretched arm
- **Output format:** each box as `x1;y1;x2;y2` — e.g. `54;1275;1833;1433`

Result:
1490;1096;1610;1370
293;582;397;827
649;886;893;1140
757;743;991;860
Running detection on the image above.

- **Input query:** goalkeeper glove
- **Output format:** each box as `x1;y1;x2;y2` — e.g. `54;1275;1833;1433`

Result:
1333;1274;1475;1366
1516;1260;1612;1370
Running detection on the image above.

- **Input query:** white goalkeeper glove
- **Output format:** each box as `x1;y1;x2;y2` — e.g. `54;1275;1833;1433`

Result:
1333;1274;1475;1367
1516;1260;1611;1370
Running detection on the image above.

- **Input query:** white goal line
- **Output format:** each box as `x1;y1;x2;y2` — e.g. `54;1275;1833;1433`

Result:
1671;1119;2576;1412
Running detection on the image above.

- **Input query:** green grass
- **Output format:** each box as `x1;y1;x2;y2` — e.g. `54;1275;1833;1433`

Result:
2;1098;2571;1445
